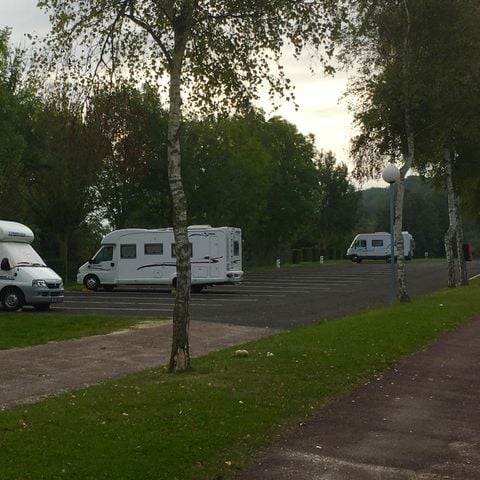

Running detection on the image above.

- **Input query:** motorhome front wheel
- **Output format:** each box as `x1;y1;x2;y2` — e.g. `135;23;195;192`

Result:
84;274;100;291
1;287;25;311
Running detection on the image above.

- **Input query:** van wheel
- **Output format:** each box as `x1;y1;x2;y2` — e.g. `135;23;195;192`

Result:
353;256;362;264
1;287;25;311
84;274;100;291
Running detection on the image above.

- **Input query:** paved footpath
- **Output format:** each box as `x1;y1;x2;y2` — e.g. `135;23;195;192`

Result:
0;320;277;409
235;316;480;479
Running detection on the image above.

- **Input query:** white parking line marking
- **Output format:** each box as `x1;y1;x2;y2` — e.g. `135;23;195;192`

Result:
243;279;363;285
60;306;174;312
63;300;226;307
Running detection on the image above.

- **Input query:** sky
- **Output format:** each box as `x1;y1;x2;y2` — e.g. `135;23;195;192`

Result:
1;0;382;188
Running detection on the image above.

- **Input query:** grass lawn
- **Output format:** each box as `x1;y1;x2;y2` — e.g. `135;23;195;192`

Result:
0;313;161;350
1;280;479;479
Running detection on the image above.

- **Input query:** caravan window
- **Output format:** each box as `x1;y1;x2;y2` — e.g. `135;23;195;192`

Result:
233;241;240;256
93;246;113;263
372;239;384;247
120;244;137;259
145;243;163;255
171;243;193;258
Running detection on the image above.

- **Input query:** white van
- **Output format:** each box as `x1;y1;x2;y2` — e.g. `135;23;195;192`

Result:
346;231;415;263
0;220;64;311
77;225;243;292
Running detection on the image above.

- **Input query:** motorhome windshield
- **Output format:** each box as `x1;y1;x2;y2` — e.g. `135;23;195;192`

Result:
92;245;114;263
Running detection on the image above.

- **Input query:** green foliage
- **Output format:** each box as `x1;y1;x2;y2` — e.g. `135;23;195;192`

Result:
35;1;342;114
20;95;104;280
86;84;170;229
181;113;359;264
0;28;29;219
314;150;360;257
340;0;480;221
1;280;480;479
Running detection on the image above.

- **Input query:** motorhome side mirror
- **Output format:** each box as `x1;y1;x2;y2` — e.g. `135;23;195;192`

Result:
88;259;93;264
1;258;11;270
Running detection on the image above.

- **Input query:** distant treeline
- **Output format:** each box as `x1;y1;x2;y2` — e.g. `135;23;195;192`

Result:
0;68;360;279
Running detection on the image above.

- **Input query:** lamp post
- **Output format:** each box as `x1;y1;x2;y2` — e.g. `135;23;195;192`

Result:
382;164;400;303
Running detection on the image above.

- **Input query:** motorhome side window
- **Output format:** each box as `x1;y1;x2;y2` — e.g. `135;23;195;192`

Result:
145;243;163;255
120;244;137;259
233;241;240;256
372;239;383;247
356;240;367;248
93;246;113;263
171;243;193;257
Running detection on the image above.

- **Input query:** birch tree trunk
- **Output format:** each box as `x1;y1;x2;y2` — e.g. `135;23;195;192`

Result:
394;161;411;303
394;0;413;303
168;24;191;372
455;193;468;286
394;115;414;302
444;148;457;288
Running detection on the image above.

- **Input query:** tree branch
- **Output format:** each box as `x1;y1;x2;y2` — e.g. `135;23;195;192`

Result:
123;8;173;70
92;0;130;79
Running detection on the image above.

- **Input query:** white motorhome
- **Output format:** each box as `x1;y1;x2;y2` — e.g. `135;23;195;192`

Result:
77;225;243;292
346;231;415;263
0;220;64;311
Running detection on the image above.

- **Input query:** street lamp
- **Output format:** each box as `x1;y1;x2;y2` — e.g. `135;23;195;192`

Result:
382;164;400;303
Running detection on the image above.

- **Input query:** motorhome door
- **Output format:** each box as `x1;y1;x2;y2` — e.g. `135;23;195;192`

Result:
89;244;116;284
230;229;242;270
190;232;222;279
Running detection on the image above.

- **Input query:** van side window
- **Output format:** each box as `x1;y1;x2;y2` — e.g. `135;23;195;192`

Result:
145;243;163;255
120;244;136;259
233;240;240;256
93;246;113;263
372;239;383;247
171;243;193;258
355;240;367;248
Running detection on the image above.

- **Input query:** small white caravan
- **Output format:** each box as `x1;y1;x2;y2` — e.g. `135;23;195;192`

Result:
346;231;415;263
77;225;243;292
0;220;64;311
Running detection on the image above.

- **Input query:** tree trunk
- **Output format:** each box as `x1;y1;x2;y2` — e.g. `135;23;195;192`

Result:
394;125;414;303
168;28;191;372
394;0;412;303
394;171;410;302
455;192;468;286
444;148;457;288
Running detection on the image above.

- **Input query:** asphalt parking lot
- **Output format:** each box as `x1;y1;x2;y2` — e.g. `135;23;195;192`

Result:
58;260;480;329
